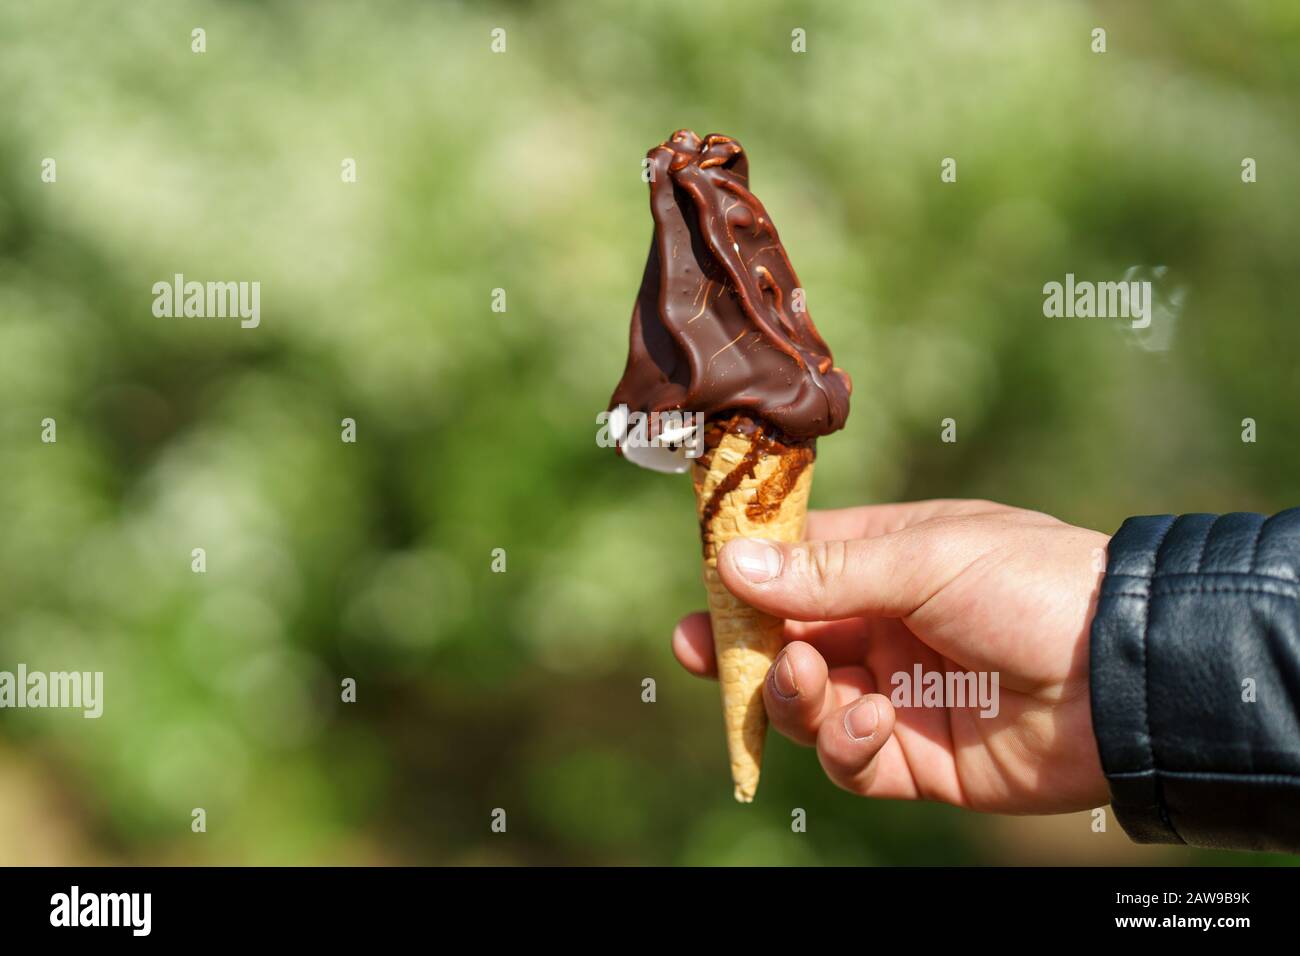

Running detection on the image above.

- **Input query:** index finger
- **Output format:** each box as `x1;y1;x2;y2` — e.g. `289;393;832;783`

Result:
672;611;873;678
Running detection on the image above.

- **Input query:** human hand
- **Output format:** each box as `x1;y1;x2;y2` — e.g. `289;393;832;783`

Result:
672;499;1112;813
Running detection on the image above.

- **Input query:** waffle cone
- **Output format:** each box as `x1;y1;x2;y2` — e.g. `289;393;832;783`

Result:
692;417;815;802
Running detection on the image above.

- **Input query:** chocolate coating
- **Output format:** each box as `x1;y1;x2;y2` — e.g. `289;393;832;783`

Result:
609;130;851;442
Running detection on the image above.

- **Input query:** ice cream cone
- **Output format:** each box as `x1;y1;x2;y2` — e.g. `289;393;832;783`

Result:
608;131;850;801
692;414;815;802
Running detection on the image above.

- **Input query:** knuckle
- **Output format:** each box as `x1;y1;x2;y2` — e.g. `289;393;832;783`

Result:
801;540;848;619
808;538;848;587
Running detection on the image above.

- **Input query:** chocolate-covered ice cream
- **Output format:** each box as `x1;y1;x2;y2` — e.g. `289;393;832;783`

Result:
606;131;853;801
608;129;851;444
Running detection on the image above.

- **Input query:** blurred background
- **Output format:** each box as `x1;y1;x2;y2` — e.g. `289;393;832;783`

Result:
1;0;1298;865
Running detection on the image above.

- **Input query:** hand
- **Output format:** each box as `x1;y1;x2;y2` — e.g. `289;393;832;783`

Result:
672;499;1112;813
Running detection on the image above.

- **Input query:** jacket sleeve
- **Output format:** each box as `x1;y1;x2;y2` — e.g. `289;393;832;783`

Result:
1090;509;1300;852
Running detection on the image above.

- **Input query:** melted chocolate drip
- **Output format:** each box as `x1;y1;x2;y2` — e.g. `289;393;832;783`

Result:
695;414;816;557
609;130;851;443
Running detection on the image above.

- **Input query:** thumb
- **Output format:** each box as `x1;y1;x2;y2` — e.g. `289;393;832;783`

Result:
717;532;950;621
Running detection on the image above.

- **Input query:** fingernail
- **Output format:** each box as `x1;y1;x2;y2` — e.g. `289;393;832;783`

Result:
771;650;798;699
844;699;880;741
728;538;782;583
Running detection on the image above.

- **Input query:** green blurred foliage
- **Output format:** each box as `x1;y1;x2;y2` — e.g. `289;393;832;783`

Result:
0;0;1298;864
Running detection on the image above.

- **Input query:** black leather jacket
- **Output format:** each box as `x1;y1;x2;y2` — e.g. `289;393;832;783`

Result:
1091;510;1300;853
